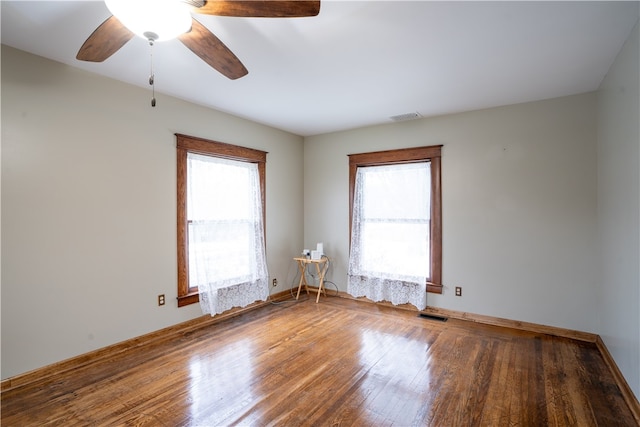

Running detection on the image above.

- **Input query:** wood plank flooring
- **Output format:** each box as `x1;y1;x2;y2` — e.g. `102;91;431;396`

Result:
2;296;637;426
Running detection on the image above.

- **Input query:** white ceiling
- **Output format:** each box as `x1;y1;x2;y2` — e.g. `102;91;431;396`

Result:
2;1;639;136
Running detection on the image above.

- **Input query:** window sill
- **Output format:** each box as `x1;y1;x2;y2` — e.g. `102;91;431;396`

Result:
427;282;443;294
177;292;200;307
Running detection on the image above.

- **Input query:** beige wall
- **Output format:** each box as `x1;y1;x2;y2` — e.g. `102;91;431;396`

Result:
304;93;599;334
597;19;640;399
1;46;304;379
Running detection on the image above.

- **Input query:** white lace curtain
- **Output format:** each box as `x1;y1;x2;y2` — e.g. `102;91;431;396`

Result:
187;153;268;316
347;162;430;310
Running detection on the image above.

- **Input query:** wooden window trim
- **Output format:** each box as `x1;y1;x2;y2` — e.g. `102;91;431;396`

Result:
176;133;267;307
348;145;442;294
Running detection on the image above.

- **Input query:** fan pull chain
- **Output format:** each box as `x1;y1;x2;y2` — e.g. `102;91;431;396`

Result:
147;34;157;107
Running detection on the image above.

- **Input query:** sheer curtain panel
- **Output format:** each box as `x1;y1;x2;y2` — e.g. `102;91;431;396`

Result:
347;163;430;310
187;153;268;315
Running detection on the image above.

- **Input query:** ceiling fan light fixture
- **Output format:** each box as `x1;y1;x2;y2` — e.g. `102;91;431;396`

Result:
104;0;192;42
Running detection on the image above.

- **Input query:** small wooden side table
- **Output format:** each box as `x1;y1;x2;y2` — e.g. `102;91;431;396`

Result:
294;257;328;303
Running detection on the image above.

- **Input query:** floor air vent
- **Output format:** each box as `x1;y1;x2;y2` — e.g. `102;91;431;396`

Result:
418;313;448;322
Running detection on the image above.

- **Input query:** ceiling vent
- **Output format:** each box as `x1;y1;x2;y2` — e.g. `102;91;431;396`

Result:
390;112;422;122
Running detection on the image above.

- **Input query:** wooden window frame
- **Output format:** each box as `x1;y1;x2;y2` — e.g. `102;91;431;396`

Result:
176;133;267;307
348;145;442;294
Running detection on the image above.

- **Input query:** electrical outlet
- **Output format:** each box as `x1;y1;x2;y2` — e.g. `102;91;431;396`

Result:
272;278;278;287
455;287;462;297
158;294;165;306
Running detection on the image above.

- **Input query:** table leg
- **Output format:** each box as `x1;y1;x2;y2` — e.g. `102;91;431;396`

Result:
295;261;307;300
315;262;326;303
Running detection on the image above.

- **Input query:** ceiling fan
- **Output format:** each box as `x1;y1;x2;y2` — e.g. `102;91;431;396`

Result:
76;0;321;80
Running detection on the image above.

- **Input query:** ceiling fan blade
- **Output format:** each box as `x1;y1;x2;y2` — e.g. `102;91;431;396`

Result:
179;18;248;80
195;0;320;17
76;16;134;62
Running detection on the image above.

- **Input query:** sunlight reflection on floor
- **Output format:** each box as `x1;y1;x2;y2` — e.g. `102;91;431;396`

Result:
188;338;256;424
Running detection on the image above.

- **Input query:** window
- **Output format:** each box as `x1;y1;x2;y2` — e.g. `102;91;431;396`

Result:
348;146;442;298
176;134;268;309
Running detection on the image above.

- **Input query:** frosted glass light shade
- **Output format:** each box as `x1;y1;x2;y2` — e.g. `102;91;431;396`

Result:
105;0;192;41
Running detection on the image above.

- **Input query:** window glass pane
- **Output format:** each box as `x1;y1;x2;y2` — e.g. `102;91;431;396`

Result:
361;222;430;278
355;162;431;279
186;153;259;288
188;221;253;286
361;163;430;220
187;153;253;221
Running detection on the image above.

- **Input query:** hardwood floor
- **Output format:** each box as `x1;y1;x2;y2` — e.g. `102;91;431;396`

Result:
2;296;637;426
